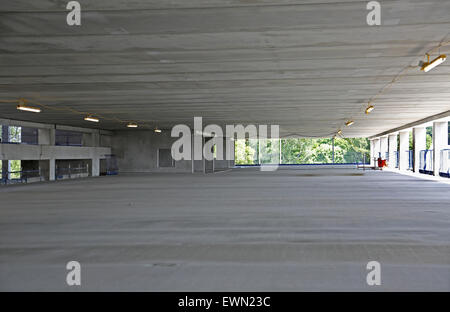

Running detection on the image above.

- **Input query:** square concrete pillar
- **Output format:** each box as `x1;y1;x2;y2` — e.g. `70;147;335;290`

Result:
369;139;375;166
191;133;204;173
413;127;426;173
227;138;235;168
398;131;410;171
372;138;380;163
1;160;8;181
92;158;100;177
38;128;55;145
380;136;388;160
433;121;448;176
49;158;55;181
1;125;9;143
388;134;398;168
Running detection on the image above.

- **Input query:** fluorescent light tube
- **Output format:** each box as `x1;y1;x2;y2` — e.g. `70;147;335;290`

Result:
421;55;446;72
17;105;41;113
84;116;99;122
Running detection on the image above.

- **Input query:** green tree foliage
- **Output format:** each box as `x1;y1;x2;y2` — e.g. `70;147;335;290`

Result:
235;137;370;165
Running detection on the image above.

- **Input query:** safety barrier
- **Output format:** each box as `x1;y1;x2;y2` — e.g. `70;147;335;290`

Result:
419;150;434;175
407;150;413;170
440;149;450;178
0;169;47;185
56;166;89;180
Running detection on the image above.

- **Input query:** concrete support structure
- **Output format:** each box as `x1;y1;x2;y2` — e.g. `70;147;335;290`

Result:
369;140;375;166
380;136;388;160
413;127;426;173
432;121;448;176
0;119;111;182
371;138;380;164
38;128;55;145
388;134;398;168
91;158;100;177
49;159;55;181
398;131;410;171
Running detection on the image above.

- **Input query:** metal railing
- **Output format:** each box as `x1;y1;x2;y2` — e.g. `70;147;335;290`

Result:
440;149;450;178
55;166;89;180
1;169;47;185
419;149;434;175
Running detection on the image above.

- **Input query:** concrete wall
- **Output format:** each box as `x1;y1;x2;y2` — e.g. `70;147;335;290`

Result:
0;144;111;161
111;130;192;173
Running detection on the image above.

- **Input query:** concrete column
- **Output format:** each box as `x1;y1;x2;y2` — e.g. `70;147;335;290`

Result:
373;138;380;163
369;140;375;166
92;157;100;177
82;133;92;147
388;134;397;168
192;133;204;173
433;121;447;176
380;136;388;160
1;126;9;181
92;131;100;147
1;125;9;143
49;158;55;181
38;128;55;145
398;131;410;171
1;160;8;181
413;127;426;173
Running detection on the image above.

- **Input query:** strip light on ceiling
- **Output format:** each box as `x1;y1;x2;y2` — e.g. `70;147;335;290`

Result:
365;105;375;114
17;104;41;113
127;122;138;128
84;115;99;123
16;98;41;113
345;120;354;126
421;54;447;72
154;128;162;133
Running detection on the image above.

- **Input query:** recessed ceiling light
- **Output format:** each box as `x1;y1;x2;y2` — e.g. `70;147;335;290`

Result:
345;120;354;126
337;129;342;135
84;116;99;123
154;128;162;133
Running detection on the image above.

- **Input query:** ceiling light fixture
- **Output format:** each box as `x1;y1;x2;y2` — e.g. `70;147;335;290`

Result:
345;120;354;126
365;105;375;114
337;130;342;136
127;122;138;128
17;104;41;113
16;98;41;113
421;54;446;72
154;128;162;133
84;115;99;123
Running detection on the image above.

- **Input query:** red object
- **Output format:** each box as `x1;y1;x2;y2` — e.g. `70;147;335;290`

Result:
377;158;387;168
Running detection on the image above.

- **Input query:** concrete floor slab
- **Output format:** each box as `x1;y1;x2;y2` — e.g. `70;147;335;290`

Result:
0;168;449;291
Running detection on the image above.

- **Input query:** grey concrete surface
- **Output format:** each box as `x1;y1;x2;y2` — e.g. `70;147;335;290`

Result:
0;168;449;291
1;0;450;136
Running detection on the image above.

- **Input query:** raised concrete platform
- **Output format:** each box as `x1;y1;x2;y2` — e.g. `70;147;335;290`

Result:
0;169;449;291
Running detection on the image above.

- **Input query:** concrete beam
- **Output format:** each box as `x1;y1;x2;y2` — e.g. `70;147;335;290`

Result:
0;144;111;161
370;111;450;140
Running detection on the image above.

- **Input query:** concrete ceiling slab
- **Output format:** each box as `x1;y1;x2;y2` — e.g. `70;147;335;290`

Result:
0;0;449;136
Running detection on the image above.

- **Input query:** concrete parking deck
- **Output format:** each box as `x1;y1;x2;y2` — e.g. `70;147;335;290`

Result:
0;168;449;291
